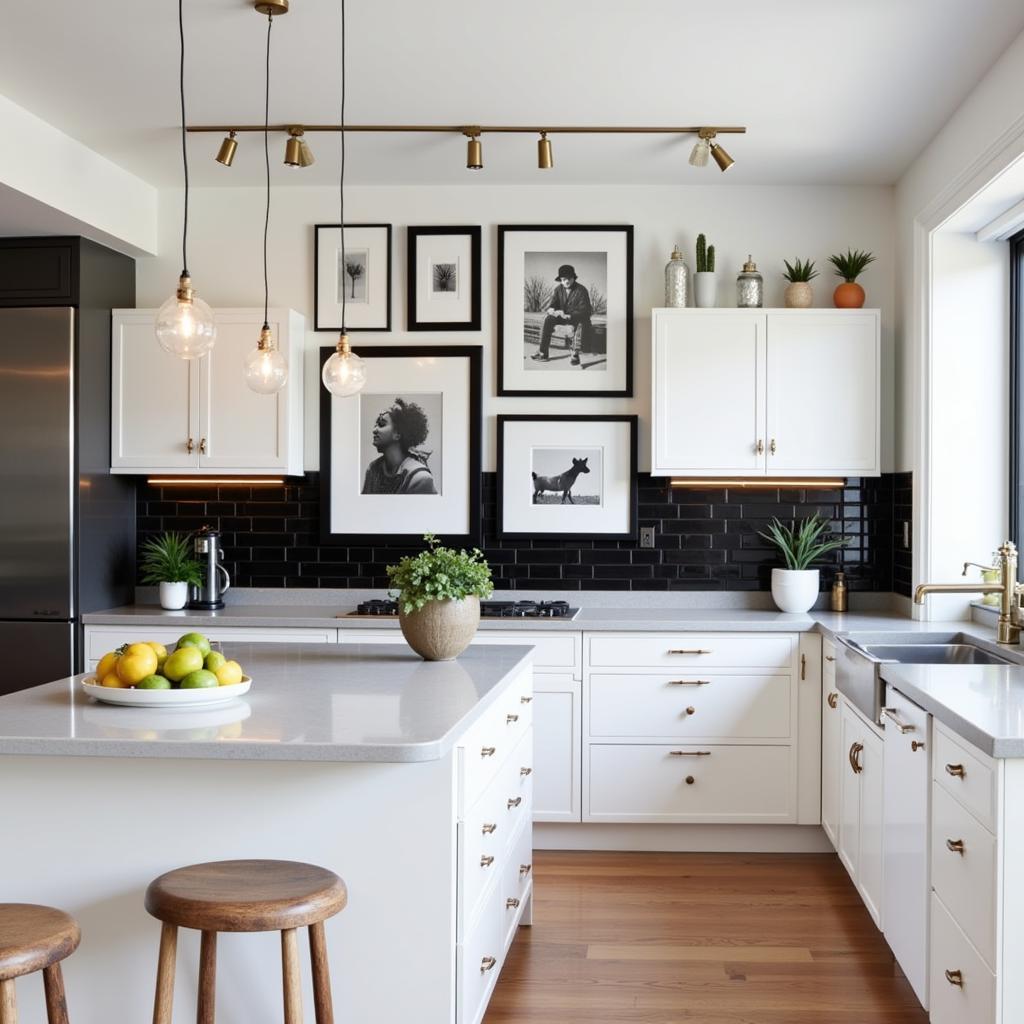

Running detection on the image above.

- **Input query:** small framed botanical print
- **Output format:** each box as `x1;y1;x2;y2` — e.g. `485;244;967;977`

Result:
497;415;638;540
407;226;481;331
314;223;392;332
497;224;634;397
320;345;482;546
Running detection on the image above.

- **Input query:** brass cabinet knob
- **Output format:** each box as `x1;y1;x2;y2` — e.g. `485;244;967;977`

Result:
520;766;533;776
519;863;532;877
827;692;839;709
480;956;497;974
506;898;521;909
199;437;207;454
482;823;497;835
756;439;765;455
480;855;495;867
685;775;695;785
186;437;195;454
769;438;777;455
944;969;964;987
506;714;519;724
520;696;533;704
507;796;523;809
481;746;496;758
685;706;696;716
945;763;966;778
912;740;925;752
825;655;836;662
946;838;965;855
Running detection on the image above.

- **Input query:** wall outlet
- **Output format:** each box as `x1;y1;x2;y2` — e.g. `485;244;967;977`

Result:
640;526;656;549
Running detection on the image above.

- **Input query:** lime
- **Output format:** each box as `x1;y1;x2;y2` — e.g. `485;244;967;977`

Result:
163;646;205;682
180;669;219;689
204;650;227;672
177;632;212;657
137;674;172;690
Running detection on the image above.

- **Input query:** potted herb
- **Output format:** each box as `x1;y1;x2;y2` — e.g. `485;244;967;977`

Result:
387;534;494;661
782;258;819;309
694;233;717;308
828;248;876;309
139;532;203;610
759;514;848;613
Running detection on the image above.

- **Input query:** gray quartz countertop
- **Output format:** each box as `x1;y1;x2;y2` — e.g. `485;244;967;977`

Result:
882;663;1024;758
0;643;533;764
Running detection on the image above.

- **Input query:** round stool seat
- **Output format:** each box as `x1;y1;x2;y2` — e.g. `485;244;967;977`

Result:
145;860;347;933
0;904;80;982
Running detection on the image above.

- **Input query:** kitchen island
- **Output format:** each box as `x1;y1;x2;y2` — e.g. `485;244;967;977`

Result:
0;643;535;1024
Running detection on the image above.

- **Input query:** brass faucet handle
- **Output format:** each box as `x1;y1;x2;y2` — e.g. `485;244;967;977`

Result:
962;561;998;577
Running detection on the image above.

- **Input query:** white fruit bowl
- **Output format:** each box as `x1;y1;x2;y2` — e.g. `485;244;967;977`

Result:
81;676;252;708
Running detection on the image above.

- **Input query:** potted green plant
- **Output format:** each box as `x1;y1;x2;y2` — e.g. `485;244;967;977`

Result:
694;233;717;308
828;248;876;308
759;514;849;613
139;532;204;610
782;258;819;309
387;534;495;661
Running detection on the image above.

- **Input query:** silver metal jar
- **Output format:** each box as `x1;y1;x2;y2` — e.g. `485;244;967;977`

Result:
737;255;763;308
664;245;690;308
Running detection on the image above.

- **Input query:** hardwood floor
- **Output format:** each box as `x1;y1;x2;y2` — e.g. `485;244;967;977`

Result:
485;851;928;1024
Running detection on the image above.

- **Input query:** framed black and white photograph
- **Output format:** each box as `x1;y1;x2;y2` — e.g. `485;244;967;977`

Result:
314;223;392;331
320;346;481;545
497;225;634;397
407;226;481;331
497;415;638;540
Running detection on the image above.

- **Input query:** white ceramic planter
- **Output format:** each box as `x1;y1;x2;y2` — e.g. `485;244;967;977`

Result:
694;271;717;308
784;281;813;308
159;581;189;610
770;568;820;613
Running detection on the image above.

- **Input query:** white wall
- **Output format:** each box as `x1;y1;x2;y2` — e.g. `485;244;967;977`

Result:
135;183;895;473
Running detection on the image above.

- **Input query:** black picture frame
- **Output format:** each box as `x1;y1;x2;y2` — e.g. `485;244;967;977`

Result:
407;226;482;331
497;224;634;398
497;414;638;541
319;345;482;547
314;223;392;332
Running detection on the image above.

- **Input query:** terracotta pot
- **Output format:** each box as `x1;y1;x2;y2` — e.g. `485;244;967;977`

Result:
784;282;813;309
398;595;481;661
833;282;865;308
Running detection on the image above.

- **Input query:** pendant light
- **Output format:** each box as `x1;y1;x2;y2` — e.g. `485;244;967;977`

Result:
322;0;366;397
156;0;216;360
243;10;288;394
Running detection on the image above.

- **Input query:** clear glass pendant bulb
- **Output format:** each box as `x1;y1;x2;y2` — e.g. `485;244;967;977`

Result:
243;333;288;394
155;277;216;359
321;338;366;396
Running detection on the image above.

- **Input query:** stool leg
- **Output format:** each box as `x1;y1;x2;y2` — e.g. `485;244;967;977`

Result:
281;928;303;1024
308;921;334;1024
42;964;69;1024
197;931;217;1024
153;922;178;1024
0;979;16;1024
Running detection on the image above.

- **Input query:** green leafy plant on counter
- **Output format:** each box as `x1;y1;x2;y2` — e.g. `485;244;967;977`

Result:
758;514;849;571
782;258;819;283
387;533;494;614
139;532;203;587
828;248;875;282
696;233;716;273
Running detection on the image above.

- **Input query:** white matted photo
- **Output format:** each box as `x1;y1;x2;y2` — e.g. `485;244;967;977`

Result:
497;225;633;397
407;226;481;331
315;223;392;331
320;346;481;545
498;415;637;540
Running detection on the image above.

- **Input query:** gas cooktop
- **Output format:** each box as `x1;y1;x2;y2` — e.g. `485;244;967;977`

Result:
343;599;580;620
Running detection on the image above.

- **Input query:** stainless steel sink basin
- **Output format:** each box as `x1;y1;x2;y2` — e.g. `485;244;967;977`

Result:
855;642;1013;666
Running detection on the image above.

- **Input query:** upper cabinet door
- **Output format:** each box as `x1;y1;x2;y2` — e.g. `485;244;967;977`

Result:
764;311;880;476
111;312;198;469
652;310;765;476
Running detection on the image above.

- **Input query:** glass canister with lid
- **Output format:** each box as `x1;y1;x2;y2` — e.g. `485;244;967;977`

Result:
737;255;764;308
664;245;690;308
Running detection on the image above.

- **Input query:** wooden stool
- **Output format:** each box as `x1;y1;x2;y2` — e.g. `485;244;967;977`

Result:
0;904;80;1024
145;860;347;1024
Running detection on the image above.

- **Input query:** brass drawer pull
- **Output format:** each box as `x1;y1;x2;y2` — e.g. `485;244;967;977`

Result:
520;766;533;776
769;438;777;455
186;437;195;454
519;863;532;877
945;763;966;778
506;714;519;724
669;750;711;757
912;740;926;752
520;696;533;704
482;823;497;835
481;746;496;758
825;655;836;662
480;855;495;867
882;708;916;733
507;797;522;809
827;692;839;709
669;679;711;686
668;649;712;655
944;969;963;988
199;436;207;454
684;706;696;716
756;439;765;455
480;956;497;974
801;653;806;680
506;897;521;909
946;838;965;855
849;742;864;774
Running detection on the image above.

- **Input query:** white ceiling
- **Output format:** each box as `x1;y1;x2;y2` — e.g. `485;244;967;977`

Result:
1;0;1023;189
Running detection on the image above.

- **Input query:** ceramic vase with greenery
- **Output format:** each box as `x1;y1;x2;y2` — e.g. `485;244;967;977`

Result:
139;532;203;610
694;233;717;308
782;258;819;309
759;514;849;613
828;248;875;308
387;534;494;661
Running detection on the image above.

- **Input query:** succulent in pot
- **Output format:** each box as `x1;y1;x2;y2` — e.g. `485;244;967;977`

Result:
759;514;849;613
782;258;819;309
387;534;494;661
139;532;204;610
694;232;717;308
828;248;875;308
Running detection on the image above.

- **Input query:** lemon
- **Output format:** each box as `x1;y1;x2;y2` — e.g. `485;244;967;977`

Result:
116;643;159;685
100;671;126;688
164;646;205;682
146;642;169;670
96;651;119;680
215;660;243;687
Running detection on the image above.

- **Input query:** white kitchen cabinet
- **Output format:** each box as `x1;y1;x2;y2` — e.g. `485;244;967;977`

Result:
651;308;880;477
111;307;304;475
821;640;841;848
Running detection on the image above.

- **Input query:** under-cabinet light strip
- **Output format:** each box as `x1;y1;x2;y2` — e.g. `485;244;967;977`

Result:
148;477;285;486
670;478;847;489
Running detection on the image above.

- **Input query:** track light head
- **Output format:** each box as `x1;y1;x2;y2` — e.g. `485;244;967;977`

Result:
711;141;734;172
284;127;312;168
464;129;483;170
538;131;553;170
688;138;709;167
215;131;238;166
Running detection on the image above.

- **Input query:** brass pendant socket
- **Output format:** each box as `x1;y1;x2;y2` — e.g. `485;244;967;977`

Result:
465;132;483;170
258;325;274;351
337;332;351;356
537;132;553;170
254;0;289;14
215;131;238;167
176;274;195;303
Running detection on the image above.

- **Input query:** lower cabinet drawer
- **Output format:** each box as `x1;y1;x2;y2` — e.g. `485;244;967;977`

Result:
586;743;794;823
458;880;505;1024
931;783;996;968
930;892;996;1024
587;633;795;670
933;723;996;833
588;672;792;739
500;819;534;951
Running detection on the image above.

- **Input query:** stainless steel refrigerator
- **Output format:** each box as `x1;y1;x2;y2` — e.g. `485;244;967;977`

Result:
0;303;134;696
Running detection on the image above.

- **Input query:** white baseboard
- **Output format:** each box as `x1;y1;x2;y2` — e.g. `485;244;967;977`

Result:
534;823;833;853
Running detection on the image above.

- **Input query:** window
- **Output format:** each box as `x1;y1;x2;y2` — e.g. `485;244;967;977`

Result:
1010;227;1024;551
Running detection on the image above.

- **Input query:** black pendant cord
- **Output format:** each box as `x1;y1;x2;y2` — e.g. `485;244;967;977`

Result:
178;0;189;278
339;0;346;333
262;13;273;332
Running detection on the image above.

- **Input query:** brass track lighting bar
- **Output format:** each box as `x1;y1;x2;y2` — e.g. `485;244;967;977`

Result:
187;124;747;136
